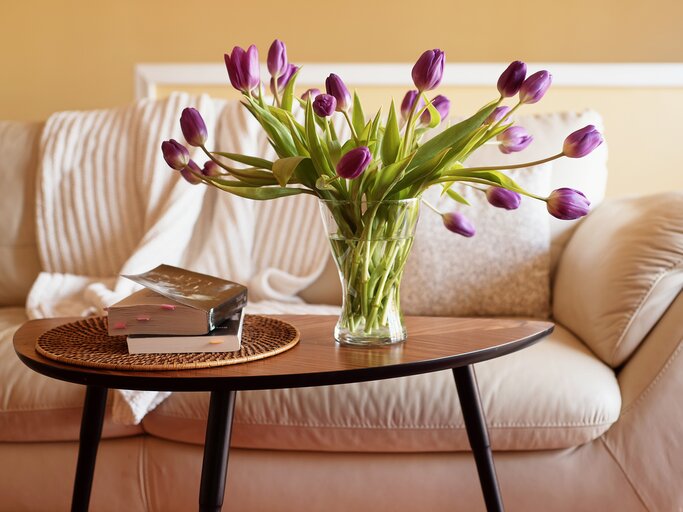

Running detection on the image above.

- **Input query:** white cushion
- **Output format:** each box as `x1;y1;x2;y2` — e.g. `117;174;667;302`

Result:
401;166;551;318
142;323;621;452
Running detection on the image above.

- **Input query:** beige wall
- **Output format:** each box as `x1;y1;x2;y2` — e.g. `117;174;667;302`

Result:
1;0;682;121
1;0;682;196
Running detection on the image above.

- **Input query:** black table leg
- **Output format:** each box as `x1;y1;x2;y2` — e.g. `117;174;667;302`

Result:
453;365;504;512
199;389;237;512
71;385;108;512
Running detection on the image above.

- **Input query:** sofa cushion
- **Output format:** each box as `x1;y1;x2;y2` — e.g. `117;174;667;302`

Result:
142;323;621;452
401;166;551;318
0;308;142;441
553;192;683;367
0;121;43;306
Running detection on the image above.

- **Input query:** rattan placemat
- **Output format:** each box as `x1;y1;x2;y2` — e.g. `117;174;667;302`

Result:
36;315;299;371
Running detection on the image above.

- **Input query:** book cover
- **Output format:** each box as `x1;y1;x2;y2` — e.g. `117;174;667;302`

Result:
126;309;245;354
110;264;247;335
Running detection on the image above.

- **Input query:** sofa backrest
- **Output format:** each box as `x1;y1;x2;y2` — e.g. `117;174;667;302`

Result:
1;109;608;310
0;121;43;306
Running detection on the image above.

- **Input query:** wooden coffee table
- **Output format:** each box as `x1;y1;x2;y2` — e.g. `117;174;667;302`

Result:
14;315;553;512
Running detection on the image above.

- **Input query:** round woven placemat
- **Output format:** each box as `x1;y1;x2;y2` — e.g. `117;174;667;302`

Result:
36;315;299;371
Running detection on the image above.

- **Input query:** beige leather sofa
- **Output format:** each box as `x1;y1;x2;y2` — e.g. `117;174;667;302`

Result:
1;114;682;512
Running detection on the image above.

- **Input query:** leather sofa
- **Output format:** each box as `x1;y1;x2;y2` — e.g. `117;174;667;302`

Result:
1;112;682;512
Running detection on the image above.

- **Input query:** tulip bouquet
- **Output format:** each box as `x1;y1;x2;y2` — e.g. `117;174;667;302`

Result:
162;40;602;346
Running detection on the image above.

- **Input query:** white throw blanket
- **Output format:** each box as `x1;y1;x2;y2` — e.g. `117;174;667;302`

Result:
27;93;336;424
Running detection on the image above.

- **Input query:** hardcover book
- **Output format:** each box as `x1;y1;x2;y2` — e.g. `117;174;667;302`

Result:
107;264;247;336
126;310;244;354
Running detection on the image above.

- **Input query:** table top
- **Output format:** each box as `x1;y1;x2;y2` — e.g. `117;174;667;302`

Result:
14;315;554;392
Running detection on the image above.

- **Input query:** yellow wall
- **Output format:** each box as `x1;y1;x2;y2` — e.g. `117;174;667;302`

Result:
1;0;682;196
1;0;682;121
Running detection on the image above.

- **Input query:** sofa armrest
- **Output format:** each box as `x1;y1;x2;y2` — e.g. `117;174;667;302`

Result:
602;290;683;510
552;192;683;367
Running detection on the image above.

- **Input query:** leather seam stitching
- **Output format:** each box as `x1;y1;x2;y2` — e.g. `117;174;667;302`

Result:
599;437;651;511
620;336;683;415
610;262;683;364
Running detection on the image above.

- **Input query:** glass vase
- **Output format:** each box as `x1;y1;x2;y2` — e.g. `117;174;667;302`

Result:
318;198;420;347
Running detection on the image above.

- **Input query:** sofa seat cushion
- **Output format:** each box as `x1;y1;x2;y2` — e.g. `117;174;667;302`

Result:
142;323;621;452
0;308;143;441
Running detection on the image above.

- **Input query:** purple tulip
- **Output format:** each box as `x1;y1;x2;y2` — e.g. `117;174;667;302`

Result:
497;126;533;153
179;107;208;147
202;161;221;177
484;106;511;125
161;139;190;170
301;88;321;101
267;39;288;77
336;146;372;179
412;49;445;92
519;70;552;104
325;74;352;111
400;90;424;120
442;211;475;237
547;188;591;220
563;125;604;158
270;63;298;95
497;61;527;98
313;94;337;117
224;45;260;93
486;187;521;210
180;160;203;185
420;94;450;125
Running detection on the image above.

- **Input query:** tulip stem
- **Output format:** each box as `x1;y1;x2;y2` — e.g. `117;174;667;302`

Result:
421;199;442;215
443;152;563;174
342;110;360;144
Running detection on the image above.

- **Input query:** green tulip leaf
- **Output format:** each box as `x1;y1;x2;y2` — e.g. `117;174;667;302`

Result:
445;187;471;205
381;101;401;165
422;93;441;129
210;183;311;200
352;92;366;136
212;152;274;170
273;156;308;187
410;102;496;171
281;67;301;112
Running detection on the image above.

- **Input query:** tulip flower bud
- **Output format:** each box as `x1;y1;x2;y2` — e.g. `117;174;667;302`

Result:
497;126;533;154
325;74;352;111
180;160;203;185
519;70;552;104
224;45;260;93
442;211;475;237
179;107;208;147
411;49;445;92
497;61;527;98
400;90;424;120
486;187;521;210
547;188;590;220
313;94;337;117
563;125;604;158
267;39;288;77
484;106;511;125
336;146;372;179
161;139;190;170
420;94;450;125
202;161;221;177
270;64;298;95
301;88;321;101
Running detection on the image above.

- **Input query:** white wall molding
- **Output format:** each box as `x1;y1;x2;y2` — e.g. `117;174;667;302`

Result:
135;62;683;100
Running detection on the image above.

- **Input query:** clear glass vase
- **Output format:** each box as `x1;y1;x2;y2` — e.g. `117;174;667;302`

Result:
318;198;420;347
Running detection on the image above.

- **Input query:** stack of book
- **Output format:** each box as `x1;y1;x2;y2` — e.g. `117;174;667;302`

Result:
107;265;247;354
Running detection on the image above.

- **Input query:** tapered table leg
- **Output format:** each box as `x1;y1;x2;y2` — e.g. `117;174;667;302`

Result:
453;365;504;512
199;389;237;512
71;385;108;512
